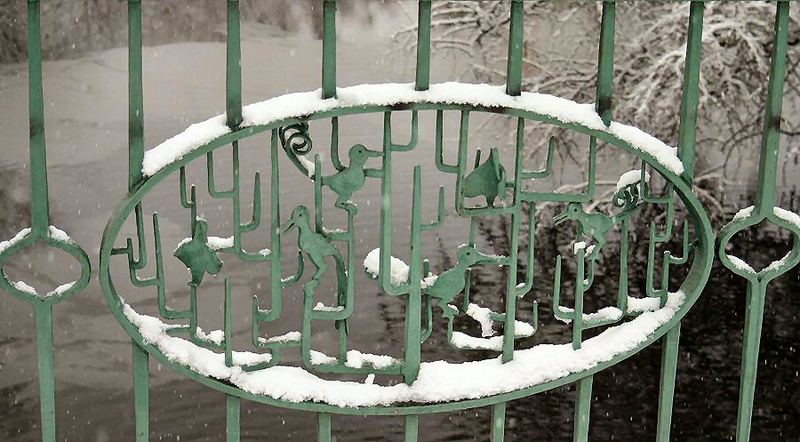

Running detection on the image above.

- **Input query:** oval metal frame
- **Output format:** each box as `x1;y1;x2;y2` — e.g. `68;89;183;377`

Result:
100;99;714;415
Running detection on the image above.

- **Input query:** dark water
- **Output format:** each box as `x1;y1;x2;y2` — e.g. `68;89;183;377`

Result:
1;29;799;442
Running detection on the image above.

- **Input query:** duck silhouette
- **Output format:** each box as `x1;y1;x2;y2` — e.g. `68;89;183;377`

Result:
282;206;347;315
323;144;381;213
425;245;497;313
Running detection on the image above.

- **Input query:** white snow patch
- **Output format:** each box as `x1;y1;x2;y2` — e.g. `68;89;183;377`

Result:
556;306;623;324
626;296;661;314
774;207;800;229
123;292;686;407
195;327;225;346
313;302;344;312
207;236;234;250
616;169;650;191
364;248;409;286
727;255;755;274
12;280;37;296
47;281;76;297
344;350;398;370
123;303;271;377
466;303;495;337
142;82;683;177
310;350;337;366
0;228;31;254
733;206;755;221
48;226;73;243
259;331;302;345
297;155;316;177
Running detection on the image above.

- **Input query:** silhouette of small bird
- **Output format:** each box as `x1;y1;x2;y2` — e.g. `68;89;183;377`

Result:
426;245;497;307
323;144;381;213
282;206;347;310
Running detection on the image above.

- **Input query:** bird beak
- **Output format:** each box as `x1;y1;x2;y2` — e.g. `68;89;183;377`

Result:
281;219;295;233
474;249;498;265
553;212;569;225
365;148;381;158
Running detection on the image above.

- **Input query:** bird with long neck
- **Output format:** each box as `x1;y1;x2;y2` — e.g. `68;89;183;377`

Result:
322;144;381;213
425;245;499;315
282;206;347;315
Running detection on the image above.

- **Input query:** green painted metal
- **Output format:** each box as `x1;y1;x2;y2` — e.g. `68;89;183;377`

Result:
716;3;799;442
322;0;337;99
4;1;798;440
0;2;92;441
505;0;523;96
128;0;144;190
132;341;150;442
574;375;594;442
173;219;224;286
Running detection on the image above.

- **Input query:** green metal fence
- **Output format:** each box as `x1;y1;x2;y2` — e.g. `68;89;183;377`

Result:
1;1;798;441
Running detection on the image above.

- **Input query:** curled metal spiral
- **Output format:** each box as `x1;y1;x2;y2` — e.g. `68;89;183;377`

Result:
611;180;648;221
279;122;313;155
612;181;645;210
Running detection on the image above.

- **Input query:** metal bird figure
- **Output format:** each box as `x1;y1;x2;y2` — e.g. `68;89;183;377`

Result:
425;245;498;313
173;218;223;286
323;144;381;213
282;206;347;318
463;147;507;206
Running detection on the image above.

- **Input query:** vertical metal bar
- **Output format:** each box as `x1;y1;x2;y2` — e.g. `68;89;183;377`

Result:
677;1;704;182
128;0;144;190
322;0;337;99
491;402;506;442
572;248;585;350
27;0;50;235
224;278;233;367
132;341;149;442
736;6;789;437
226;395;241;442
404;415;419;442
226;0;242;128
616;220;629;313
573;375;594;442
502;118;524;362
33;303;56;442
505;0;523;96
753;1;789;215
318;413;332;442
415;0;431;91
404;167;423;382
736;281;767;442
656;322;681;442
595;1;616;125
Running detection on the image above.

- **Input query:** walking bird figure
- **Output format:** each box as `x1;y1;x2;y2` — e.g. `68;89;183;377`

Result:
282;206;347;315
425;245;499;316
323;144;381;213
553;196;643;261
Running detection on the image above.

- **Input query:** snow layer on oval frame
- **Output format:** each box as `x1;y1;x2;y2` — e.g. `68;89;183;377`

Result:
142;82;684;177
123;291;686;407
